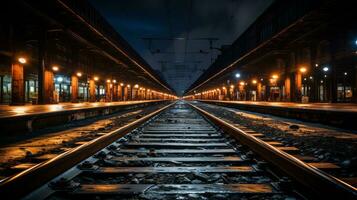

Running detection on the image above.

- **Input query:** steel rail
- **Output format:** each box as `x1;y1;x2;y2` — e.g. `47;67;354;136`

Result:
0;102;175;199
188;103;357;199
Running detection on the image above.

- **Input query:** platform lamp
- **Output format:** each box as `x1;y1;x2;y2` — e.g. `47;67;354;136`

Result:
93;76;100;100
17;56;27;64
52;65;59;72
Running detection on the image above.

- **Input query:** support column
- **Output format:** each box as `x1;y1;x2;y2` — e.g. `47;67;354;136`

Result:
105;82;112;102
113;85;118;101
71;75;78;103
89;79;96;102
11;62;25;105
118;85;123;101
132;88;138;100
295;72;302;102
355;66;357;103
124;86;128;101
43;70;54;104
257;82;262;101
0;75;3;104
284;77;291;101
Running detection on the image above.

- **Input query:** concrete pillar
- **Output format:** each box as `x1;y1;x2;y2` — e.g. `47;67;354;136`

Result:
43;70;54;104
238;84;245;100
257;82;262;101
284;77;291;101
105;82;112;102
124;86;129;101
118;85;123;101
295;72;302;102
113;85;118;101
11;63;25;105
148;91;152;100
37;31;46;105
137;89;142;100
89;79;96;102
71;75;78;103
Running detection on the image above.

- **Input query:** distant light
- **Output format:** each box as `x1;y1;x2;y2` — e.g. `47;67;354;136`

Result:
18;57;27;64
324;75;327;78
76;72;82;77
127;84;131;88
239;81;245;86
344;72;348;76
230;84;234;89
57;77;63;82
309;76;313;80
323;67;329;72
272;74;279;79
134;84;139;88
304;78;307;81
94;76;99;81
120;83;124;86
235;73;241;78
320;80;324;83
113;79;117;83
222;86;226;90
52;66;59;71
299;67;307;73
252;80;257;84
106;79;111;83
355;40;357;46
315;63;319;67
260;78;264;81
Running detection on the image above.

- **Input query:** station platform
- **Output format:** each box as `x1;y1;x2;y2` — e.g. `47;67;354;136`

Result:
197;100;357;130
0;100;168;134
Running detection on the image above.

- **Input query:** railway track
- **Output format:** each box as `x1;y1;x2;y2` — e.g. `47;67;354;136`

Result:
0;101;355;199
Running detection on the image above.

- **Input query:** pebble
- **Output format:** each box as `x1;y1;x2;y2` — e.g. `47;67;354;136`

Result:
131;178;139;184
341;160;351;167
188;194;199;199
191;179;202;184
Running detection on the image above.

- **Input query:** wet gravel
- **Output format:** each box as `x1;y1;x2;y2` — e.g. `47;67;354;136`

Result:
0;103;169;179
193;102;357;179
33;102;303;200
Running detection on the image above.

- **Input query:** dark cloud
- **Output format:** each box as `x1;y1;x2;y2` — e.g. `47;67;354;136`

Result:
90;0;273;95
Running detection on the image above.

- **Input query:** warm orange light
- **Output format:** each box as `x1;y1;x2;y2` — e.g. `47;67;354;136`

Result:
106;79;111;83
272;74;279;79
230;85;234;89
239;81;245;86
76;72;82;77
134;84;139;88
94;76;99;81
222;86;226;90
299;67;307;73
252;80;257;84
120;83;124;86
52;66;59;71
113;79;117;83
18;57;27;64
127;84;131;88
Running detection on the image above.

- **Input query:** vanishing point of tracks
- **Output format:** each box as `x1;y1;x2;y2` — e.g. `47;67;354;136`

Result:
0;101;356;199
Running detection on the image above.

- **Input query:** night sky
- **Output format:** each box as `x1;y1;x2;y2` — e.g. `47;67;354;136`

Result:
89;0;273;95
